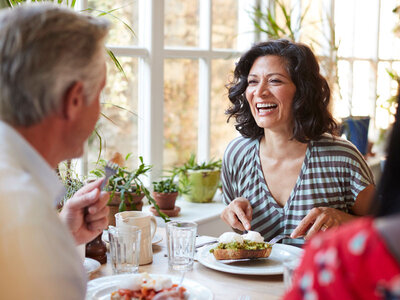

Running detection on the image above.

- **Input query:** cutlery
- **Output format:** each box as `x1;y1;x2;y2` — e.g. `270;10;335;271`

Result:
218;257;271;264
99;160;119;190
195;239;218;249
268;234;292;244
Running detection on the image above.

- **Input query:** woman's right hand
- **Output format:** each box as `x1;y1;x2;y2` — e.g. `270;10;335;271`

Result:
221;197;252;231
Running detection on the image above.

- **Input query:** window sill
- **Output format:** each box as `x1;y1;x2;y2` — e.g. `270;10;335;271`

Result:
143;190;232;236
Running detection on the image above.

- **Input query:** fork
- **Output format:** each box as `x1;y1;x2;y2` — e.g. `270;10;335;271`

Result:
99;161;119;190
268;234;292;244
268;234;305;244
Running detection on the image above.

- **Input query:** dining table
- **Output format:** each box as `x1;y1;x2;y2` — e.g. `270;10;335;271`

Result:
88;227;289;300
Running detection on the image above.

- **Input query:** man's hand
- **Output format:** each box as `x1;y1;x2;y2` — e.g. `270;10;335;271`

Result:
221;197;252;231
291;207;356;240
60;178;109;245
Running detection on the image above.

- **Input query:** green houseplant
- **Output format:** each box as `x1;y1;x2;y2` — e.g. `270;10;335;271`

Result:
91;154;169;224
174;154;222;203
151;175;179;216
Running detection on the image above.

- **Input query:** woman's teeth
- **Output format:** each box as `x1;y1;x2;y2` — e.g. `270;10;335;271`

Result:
256;103;277;112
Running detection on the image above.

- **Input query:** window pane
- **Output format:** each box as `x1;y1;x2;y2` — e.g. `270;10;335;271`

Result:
212;0;238;49
379;0;400;60
164;0;199;47
335;60;352;118
88;57;139;171
210;59;238;160
300;0;324;49
164;59;199;170
88;0;139;46
351;61;375;116
335;0;379;59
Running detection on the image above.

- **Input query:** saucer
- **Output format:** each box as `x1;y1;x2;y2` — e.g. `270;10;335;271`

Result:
149;205;180;217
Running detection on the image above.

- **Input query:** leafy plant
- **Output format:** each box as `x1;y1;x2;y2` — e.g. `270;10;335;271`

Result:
91;154;170;222
153;177;178;194
174;154;222;173
250;0;310;41
56;161;85;209
172;154;222;195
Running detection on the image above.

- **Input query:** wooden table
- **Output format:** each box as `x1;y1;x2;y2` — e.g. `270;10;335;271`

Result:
90;228;286;300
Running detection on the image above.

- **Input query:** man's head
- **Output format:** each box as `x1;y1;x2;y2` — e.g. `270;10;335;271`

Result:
0;3;109;161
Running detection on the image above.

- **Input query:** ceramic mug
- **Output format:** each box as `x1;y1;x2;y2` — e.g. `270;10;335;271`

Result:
115;211;157;265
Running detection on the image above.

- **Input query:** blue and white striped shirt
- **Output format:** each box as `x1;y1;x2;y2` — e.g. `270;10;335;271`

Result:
221;134;374;247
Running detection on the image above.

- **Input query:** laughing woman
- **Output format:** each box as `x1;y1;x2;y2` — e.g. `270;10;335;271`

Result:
220;39;375;246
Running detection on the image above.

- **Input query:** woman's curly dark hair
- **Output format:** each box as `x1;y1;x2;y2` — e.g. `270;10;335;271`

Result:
226;39;338;142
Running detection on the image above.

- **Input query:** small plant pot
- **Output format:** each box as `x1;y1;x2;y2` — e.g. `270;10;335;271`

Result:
180;169;220;203
153;191;178;210
107;192;145;226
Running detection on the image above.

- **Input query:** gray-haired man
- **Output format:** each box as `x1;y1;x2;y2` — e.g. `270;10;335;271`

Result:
0;4;110;299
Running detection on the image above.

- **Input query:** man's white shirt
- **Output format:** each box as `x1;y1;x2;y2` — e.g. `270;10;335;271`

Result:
0;121;87;299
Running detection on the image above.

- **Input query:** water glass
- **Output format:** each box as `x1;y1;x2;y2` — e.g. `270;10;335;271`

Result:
108;225;141;274
166;221;197;271
283;258;301;290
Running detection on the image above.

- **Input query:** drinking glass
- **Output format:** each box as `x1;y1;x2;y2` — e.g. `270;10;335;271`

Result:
166;221;197;271
283;257;301;290
108;225;141;274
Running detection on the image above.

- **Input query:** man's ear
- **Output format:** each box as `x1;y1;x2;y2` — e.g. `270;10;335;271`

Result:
62;81;85;120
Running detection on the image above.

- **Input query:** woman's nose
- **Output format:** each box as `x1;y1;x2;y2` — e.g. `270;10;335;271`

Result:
254;82;270;97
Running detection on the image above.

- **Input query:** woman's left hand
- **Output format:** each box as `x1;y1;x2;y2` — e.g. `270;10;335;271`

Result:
290;207;356;240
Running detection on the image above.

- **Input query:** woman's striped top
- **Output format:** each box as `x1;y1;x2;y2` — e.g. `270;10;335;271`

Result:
221;134;374;247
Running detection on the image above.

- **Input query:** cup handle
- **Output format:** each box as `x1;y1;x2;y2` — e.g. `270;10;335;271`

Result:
150;216;157;239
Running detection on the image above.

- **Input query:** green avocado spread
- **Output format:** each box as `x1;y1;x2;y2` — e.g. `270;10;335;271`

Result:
209;240;271;253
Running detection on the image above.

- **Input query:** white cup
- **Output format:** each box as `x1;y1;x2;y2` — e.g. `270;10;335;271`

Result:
166;221;197;271
108;225;141;274
115;211;157;265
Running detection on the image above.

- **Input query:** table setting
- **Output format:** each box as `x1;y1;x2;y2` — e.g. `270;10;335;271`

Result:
85;214;303;300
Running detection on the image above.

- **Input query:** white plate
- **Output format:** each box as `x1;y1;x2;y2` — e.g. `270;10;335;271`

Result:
86;273;213;300
102;230;163;246
84;258;101;275
197;243;303;275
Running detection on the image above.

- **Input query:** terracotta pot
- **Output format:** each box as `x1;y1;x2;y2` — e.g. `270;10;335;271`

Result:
152;191;178;210
107;192;145;226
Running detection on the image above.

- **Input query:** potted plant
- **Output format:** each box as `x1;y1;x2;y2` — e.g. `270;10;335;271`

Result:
174;154;222;203
150;175;181;217
91;154;169;224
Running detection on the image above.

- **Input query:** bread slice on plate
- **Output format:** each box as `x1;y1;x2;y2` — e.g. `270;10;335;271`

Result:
212;247;272;260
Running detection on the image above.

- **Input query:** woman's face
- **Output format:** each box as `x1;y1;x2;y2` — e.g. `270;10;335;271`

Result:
245;55;296;133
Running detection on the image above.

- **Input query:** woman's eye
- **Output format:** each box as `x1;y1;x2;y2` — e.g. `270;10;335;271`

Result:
269;78;282;84
248;80;257;85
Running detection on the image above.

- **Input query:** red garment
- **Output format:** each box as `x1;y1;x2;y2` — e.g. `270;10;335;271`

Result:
284;218;400;300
